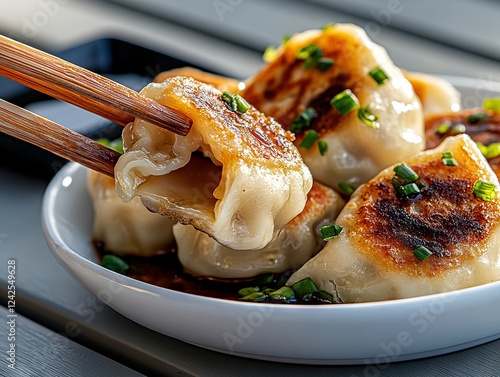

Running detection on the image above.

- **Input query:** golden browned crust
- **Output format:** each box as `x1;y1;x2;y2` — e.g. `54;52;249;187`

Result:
425;109;500;179
349;158;500;277
160;77;298;167
243;30;365;138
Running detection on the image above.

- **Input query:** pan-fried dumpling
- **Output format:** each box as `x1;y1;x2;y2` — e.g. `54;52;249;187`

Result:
243;23;424;189
288;134;500;302
404;71;461;115
175;182;345;279
115;76;313;251
87;170;176;256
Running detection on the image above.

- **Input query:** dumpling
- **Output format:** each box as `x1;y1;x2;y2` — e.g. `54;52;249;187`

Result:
154;67;243;93
115;76;313;251
404;71;461;115
288;134;500;302
87;170;176;256
175;182;345;279
243;23;424;189
425;108;500;180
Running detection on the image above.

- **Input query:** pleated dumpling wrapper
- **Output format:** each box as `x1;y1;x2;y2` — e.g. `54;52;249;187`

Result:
288;134;500;302
115;76;313;251
175;182;345;279
243;23;424;189
87;170;176;256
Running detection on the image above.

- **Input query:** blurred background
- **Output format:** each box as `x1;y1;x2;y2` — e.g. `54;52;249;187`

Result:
2;0;500;81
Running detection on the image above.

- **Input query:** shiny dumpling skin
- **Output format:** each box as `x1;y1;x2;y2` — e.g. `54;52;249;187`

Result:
175;182;345;279
288;135;500;303
404;71;461;115
243;23;424;189
115;76;313;251
87;170;176;256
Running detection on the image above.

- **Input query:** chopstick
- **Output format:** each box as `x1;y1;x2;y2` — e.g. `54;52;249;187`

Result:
0;98;119;177
0;35;192;136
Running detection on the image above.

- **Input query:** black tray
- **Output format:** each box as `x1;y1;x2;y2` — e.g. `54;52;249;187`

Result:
0;38;204;178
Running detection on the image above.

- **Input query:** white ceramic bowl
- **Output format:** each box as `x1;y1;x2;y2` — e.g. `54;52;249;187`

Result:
42;77;500;364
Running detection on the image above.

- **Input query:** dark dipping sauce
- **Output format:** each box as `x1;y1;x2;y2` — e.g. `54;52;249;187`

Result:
95;243;333;305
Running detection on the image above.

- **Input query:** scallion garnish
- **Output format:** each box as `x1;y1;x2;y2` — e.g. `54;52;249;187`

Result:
413;246;433;261
290;107;316;133
330;89;360;116
320;224;343;241
442;151;458;166
318;140;328;156
483;98;500;111
358;107;379;129
238;292;267;302
451;124;466;135
96;138;124;154
101;255;129;274
477;142;489;157
393;164;419;183
369;66;389;85
466;112;488;124
290;277;319;301
485;143;500;159
319;290;335;302
238;287;260;296
282;34;291;44
435;122;451;135
295;44;333;72
401;182;421;196
300;130;319;149
268;286;295;302
473;180;497;201
263;45;278;62
338;182;355;195
253;273;275;286
222;91;250;114
322;23;336;31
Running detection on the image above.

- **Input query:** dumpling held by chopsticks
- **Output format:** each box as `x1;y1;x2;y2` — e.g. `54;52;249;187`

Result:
115;76;313;251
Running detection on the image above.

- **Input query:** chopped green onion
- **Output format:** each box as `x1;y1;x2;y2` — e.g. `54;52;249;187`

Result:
300;130;319;149
290;277;319;300
400;182;421;196
435;122;451;135
253;273;275;286
473;180;497;201
322;23;336;31
466;112;488;124
476;142;488;157
101;255;129;274
290;107;316;133
413;246;433;261
486;143;500;159
320;224;343;241
315;57;334;72
222;91;250;114
393;164;419;183
483;98;500;111
451;124;466;135
296;43;322;61
268;286;295;302
319;290;335;303
238;287;260;296
318;140;328;156
238;292;267;302
338;182;355;195
96;138;123;154
330;89;360;116
441;151;458;167
282;34;291;44
295;43;333;71
368;66;389;85
263;45;278;62
358;107;379;129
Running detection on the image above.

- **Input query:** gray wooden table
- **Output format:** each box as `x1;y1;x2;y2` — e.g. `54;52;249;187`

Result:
2;1;500;375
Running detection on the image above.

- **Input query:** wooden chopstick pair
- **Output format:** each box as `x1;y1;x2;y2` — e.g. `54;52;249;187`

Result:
0;35;193;177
